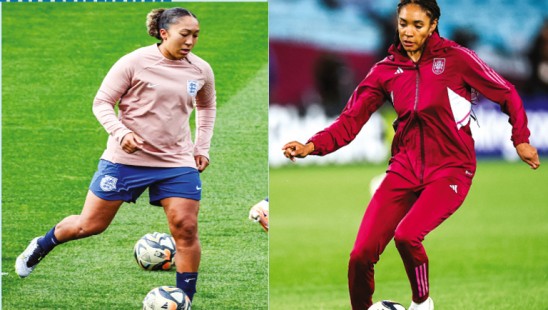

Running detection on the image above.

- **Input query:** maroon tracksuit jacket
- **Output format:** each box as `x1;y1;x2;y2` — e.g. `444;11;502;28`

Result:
308;32;529;181
307;33;531;309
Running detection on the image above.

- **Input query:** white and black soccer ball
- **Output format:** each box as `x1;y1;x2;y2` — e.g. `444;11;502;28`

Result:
249;198;269;232
142;286;191;310
368;300;406;310
134;232;176;271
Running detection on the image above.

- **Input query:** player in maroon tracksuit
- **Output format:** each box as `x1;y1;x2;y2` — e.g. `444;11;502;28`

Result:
283;1;540;309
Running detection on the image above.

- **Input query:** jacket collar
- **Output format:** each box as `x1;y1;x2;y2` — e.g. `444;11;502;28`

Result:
387;32;454;65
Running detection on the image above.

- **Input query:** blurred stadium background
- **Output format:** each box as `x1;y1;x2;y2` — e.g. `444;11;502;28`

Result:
269;0;548;166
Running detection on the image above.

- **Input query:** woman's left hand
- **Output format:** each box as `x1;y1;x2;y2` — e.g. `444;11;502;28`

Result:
195;155;210;172
516;143;540;170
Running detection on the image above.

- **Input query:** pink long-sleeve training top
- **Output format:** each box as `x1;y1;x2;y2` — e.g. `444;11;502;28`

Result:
93;44;216;168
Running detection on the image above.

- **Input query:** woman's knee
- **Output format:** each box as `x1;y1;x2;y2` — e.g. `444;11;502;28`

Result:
394;228;420;250
349;243;379;266
170;216;198;244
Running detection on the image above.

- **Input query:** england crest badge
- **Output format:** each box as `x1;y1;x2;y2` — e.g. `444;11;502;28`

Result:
432;58;446;75
100;175;118;192
187;80;198;97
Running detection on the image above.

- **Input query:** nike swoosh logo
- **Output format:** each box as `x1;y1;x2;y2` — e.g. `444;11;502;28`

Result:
147;83;159;88
196;186;202;190
184;278;196;283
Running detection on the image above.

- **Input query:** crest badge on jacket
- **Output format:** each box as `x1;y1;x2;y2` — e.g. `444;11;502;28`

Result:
187;80;198;97
432;58;446;75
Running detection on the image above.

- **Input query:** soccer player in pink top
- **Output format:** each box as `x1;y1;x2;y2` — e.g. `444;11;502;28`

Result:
16;7;215;303
283;1;540;309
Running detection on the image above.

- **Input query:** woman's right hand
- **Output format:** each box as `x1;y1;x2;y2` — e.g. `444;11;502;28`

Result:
516;142;540;169
282;141;315;162
121;132;145;154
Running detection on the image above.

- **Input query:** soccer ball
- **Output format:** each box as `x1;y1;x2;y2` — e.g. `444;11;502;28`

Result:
142;286;191;310
248;198;269;232
134;232;176;271
368;300;406;310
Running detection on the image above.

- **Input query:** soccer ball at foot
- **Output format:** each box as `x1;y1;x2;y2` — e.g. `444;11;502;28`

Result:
142;286;191;310
368;300;406;310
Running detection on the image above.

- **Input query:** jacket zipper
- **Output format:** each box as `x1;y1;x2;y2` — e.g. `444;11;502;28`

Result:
414;64;425;184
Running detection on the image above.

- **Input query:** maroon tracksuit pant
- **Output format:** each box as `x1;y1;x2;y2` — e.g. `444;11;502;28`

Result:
348;171;472;309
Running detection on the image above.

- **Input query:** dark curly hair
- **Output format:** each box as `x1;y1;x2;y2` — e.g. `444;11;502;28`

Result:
146;7;197;41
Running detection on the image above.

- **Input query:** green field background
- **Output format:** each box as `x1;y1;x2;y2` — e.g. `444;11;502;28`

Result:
2;3;268;309
270;161;548;309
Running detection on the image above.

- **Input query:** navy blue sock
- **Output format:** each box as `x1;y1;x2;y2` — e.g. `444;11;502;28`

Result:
176;272;198;301
37;226;61;254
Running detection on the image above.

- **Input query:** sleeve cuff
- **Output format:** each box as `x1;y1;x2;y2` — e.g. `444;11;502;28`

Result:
114;129;133;145
306;138;321;156
193;150;210;162
512;136;530;147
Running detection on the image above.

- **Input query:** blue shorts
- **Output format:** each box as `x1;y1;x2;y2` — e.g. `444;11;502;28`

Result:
89;160;201;206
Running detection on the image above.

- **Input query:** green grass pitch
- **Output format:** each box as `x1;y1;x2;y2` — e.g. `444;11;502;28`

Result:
2;3;267;309
270;161;548;309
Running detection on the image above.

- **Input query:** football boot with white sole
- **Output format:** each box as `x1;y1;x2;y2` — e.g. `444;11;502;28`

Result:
15;237;47;278
409;297;434;310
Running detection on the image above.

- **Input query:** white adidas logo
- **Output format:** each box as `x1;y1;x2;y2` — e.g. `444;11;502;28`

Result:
449;184;458;193
395;67;403;74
